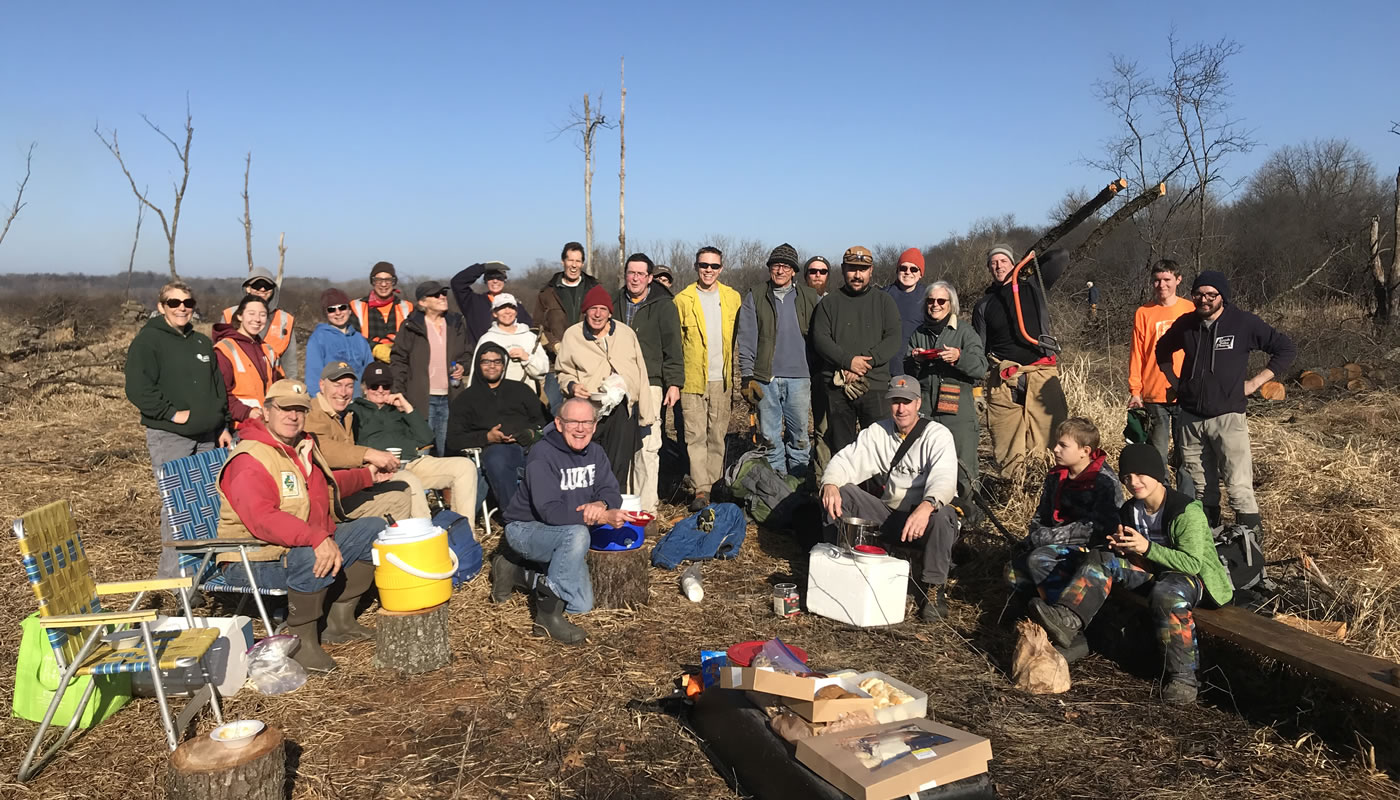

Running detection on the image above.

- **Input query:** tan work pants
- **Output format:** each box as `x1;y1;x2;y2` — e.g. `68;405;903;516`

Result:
986;360;1068;480
1179;410;1257;515
629;385;664;512
681;380;729;495
397;455;478;525
341;480;415;522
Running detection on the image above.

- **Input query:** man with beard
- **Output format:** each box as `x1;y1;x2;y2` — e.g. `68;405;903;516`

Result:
446;343;551;509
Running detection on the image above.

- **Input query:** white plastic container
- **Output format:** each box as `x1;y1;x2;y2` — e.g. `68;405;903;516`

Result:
805;544;908;627
830;669;930;723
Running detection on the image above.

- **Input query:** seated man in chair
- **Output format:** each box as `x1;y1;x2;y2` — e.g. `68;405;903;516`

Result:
819;375;960;621
350;362;478;523
304;360;415;520
445;342;550;510
217;379;395;672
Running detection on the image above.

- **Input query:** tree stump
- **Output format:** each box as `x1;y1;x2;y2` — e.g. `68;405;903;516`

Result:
1343;362;1364;381
374;602;451;674
1258;380;1286;400
1298;371;1326;391
587;545;651;610
166;725;285;800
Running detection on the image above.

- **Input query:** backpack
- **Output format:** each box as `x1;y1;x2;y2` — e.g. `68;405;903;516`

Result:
432;509;483;587
722;449;808;528
1213;523;1263;591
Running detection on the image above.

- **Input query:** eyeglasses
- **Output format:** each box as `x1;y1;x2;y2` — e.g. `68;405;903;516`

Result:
248;281;276;292
479;357;505;365
1191;291;1221;300
695;262;723;271
898;266;921;274
806;268;828;276
163;297;196;309
559;418;596;430
926;298;950;306
768;263;794;271
372;277;396;285
326;304;350;313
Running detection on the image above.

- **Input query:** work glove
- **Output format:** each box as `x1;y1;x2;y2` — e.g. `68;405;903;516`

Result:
372;342;393;363
843;375;868;401
741;377;764;407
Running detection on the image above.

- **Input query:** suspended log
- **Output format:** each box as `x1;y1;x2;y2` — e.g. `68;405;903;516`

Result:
1072;183;1168;263
1258;381;1286;401
166;725;286;800
1298;371;1327;391
1026;178;1127;258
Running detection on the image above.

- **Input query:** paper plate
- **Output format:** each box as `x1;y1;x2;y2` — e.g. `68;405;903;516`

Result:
725;640;809;668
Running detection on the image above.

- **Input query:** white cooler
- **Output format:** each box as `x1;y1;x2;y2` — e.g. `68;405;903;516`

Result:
130;615;254;698
805;544;908;627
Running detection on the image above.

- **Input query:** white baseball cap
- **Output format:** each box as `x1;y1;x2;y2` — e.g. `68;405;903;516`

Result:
491;293;518;310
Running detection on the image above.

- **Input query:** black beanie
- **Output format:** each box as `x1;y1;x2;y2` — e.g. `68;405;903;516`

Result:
1192;270;1229;303
767;243;799;269
1118;443;1167;485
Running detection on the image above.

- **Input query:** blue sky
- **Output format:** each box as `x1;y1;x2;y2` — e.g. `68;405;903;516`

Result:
1;1;1396;280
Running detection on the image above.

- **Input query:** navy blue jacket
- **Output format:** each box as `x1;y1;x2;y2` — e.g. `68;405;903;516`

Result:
503;427;622;526
1155;304;1296;417
451;263;535;342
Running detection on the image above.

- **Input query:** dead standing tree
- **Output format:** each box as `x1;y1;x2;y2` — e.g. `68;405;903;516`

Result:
618;58;627;271
241;152;253;273
0;142;36;250
557;94;613;276
124;191;147;301
94;100;194;281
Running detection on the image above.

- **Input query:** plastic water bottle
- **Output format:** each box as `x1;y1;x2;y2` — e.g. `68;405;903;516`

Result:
680;564;704;603
449;361;462;388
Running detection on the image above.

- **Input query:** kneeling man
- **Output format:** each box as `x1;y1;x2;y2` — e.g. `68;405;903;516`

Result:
820;375;960;621
217;380;394;672
494;397;625;644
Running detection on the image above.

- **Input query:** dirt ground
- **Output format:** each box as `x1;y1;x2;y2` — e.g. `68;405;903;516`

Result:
2;315;1400;799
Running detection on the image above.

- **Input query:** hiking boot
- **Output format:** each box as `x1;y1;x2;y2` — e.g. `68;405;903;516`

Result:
688;493;710;512
1235;512;1262;531
1162;678;1199;705
532;585;585;645
919;583;949;622
1054;634;1090;665
286;590;337;673
491;554;528;603
1029;598;1083;649
322;561;375;643
1204;505;1222;528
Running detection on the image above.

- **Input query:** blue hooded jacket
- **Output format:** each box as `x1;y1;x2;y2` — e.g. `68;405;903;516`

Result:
503;427;622;526
304;322;374;396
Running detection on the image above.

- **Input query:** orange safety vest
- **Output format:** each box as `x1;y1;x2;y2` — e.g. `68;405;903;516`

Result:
221;306;295;360
350;297;415;346
214;338;282;427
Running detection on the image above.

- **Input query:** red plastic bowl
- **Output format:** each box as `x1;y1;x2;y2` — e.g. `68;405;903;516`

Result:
853;544;887;556
726;640;809;668
624;511;655;525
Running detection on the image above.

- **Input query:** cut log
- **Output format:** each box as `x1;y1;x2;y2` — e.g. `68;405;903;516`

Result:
586;544;651;610
1346;378;1374;392
1274;614;1348;642
374;602;451;674
1298;371;1327;391
1258;381;1286;400
166;725;285;800
1328;367;1346;383
1344;363;1364;381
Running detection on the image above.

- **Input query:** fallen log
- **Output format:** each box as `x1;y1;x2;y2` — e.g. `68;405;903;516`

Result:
1258;381;1286;400
1347;378;1374;392
1344;362;1364;381
1297;371;1327;391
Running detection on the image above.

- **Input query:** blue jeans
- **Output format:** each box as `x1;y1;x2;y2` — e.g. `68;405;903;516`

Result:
1146;402;1194;498
542;373;564;417
429;395;451;456
756;377;811;478
481;444;526;510
503;520;593;614
219;516;383;593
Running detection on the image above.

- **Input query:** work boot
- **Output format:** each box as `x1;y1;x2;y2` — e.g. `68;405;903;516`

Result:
1204;505;1222;528
491;554;528;603
286;590;337;673
1054;634;1090;665
688;493;710;513
1162;677;1199;705
532;584;585;645
919;583;949;622
1235;512;1262;531
322;561;376;643
1029;598;1083;649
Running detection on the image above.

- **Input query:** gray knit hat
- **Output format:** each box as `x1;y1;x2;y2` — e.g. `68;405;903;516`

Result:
767;243;799;269
987;244;1015;265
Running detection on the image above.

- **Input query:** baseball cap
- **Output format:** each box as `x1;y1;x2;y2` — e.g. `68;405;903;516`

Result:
361;362;393;388
842;246;874;267
885;375;920;403
320;361;356;382
265;379;312;410
414;280;448;300
491;293;519;310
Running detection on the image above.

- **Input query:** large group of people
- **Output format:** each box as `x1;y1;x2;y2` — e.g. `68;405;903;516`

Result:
123;241;1295;700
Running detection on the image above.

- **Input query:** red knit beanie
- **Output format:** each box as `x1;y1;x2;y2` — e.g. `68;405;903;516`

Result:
899;247;925;274
583;285;613;314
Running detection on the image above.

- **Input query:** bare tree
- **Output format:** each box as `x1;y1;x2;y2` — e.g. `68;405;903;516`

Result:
618;58;627;271
95;99;194;280
0;142;35;249
556;94;613;276
124;190;146;301
276;232;287;288
241;152;253;273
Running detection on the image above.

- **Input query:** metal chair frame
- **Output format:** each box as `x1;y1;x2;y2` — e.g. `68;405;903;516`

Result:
461;447;498;536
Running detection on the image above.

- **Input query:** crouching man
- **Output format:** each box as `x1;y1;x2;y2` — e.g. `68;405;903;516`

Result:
820;376;960;621
1029;444;1234;705
216;380;394;672
493;397;626;644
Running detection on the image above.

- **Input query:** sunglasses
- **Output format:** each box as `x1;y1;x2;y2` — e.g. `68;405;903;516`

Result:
326;304;350;313
423;290;447;299
898;266;921;274
365;383;393;391
807;268;828;276
926;298;950;306
695;262;723;270
248;281;276;291
163;297;197;309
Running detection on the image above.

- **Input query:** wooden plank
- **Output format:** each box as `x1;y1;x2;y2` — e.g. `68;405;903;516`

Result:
1114;590;1400;706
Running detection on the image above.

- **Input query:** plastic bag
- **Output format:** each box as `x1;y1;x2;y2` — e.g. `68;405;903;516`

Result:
1011;619;1071;695
751;637;808;673
245;634;308;695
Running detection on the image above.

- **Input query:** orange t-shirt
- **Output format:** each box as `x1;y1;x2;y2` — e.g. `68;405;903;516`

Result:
1129;296;1194;403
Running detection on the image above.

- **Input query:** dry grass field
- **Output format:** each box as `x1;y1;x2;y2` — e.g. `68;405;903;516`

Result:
1;297;1399;799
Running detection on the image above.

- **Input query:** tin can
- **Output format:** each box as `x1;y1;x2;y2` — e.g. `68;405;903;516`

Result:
772;583;800;617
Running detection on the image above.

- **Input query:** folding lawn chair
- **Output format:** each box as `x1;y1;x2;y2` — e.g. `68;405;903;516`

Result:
14;500;223;781
157;448;283;634
461;447;498;537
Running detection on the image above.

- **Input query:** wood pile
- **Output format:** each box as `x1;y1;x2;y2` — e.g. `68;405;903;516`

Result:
1295;363;1387;393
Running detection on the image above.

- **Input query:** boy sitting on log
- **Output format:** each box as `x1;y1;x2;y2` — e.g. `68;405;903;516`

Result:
1029;444;1234;704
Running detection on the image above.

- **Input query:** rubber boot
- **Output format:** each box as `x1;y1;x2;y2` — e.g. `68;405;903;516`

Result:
532;583;585;645
1054;634;1090;665
491;554;528;603
323;561;376;643
1162;675;1199;705
286;590;337;673
1204;505;1222;528
919;583;949;622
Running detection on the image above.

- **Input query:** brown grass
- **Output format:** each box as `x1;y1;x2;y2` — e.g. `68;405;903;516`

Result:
2;308;1400;799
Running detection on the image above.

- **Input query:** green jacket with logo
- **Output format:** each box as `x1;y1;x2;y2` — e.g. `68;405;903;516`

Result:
124;315;230;437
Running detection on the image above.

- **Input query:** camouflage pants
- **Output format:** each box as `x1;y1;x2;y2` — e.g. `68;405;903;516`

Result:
1005;544;1089;604
1056;550;1206;683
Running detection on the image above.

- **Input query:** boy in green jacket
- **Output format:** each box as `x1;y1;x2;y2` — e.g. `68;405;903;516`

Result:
1030;444;1233;705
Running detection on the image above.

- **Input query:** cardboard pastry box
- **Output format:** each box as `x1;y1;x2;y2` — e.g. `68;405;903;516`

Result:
795;718;992;800
719;665;827;700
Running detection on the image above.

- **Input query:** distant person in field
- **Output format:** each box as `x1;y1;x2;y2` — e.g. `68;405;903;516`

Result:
305;288;374;397
884;248;926;376
611;252;683;514
1029;444;1234;705
737;243;819;479
390;280;472;456
805;255;833;476
810;246;902;461
675;245;741;510
351;261;416;362
494;397;627;645
1086;280;1100;322
1128;260;1195;496
125;281;232;579
536;241;600;413
972;244;1071;480
221;267;298;388
903;281;987;499
213;294;283;431
450;260;535;342
446;342;551;510
1154;270;1296;531
216;378;393;672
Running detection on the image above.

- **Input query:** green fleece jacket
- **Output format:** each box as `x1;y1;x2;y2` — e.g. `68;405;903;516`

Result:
348;397;436;458
1120;491;1234;607
124;315;230;436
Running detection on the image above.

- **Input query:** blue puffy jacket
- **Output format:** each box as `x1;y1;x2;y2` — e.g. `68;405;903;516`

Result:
304;323;374;396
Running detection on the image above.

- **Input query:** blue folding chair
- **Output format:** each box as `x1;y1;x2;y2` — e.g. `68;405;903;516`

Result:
158;449;283;634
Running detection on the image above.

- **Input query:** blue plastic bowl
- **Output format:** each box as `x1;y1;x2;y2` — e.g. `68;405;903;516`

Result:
590;522;645;552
